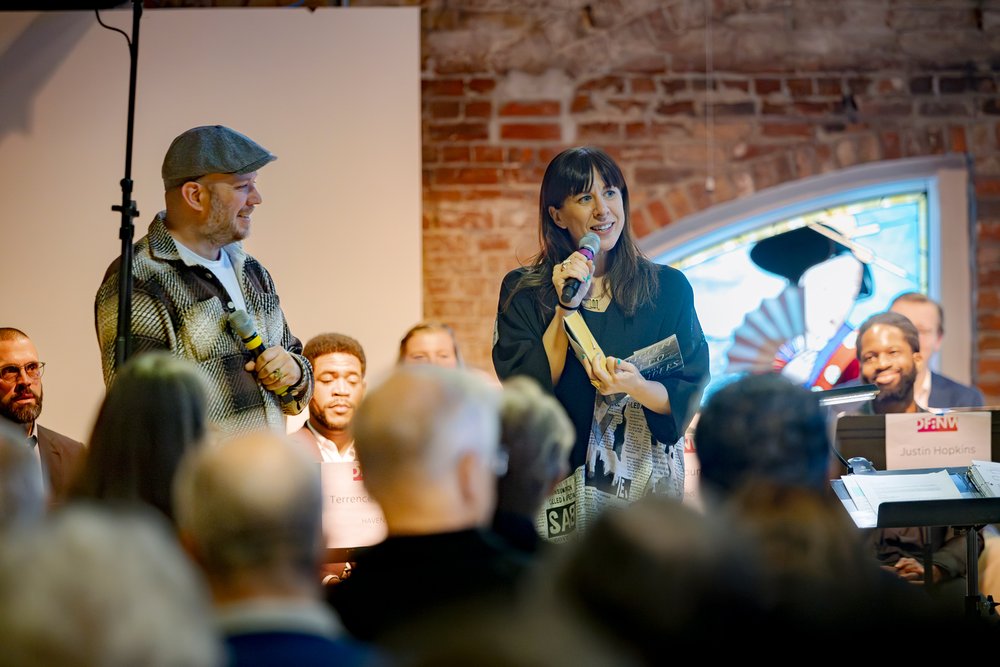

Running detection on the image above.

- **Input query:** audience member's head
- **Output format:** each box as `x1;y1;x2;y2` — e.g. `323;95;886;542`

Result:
855;311;922;414
497;375;573;518
725;480;892;617
694;372;832;501
302;332;367;441
537;495;762;655
0;504;222;667
353;364;501;532
402;602;642;667
0;419;44;532
0;327;45;435
398;320;462;367
71;351;209;523
174;429;325;602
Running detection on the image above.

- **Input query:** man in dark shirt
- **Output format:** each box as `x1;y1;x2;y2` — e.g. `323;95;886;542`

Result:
852;311;981;607
326;365;527;646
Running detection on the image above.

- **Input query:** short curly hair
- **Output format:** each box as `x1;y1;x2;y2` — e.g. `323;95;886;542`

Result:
854;311;920;359
303;333;366;376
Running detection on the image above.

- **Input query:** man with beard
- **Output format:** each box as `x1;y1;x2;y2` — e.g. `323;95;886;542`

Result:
291;333;367;463
95;126;312;436
0;328;83;507
291;333;372;585
855;311;923;416
850;311;980;612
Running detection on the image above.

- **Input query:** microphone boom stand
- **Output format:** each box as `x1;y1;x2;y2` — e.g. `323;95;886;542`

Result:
110;2;142;369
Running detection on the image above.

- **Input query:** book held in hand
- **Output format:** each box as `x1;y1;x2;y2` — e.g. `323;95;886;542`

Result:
563;311;605;367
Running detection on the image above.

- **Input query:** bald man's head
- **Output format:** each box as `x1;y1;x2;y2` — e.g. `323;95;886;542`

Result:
353;365;501;493
352;365;502;531
173;430;323;580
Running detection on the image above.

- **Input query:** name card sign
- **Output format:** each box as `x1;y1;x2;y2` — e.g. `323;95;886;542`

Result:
321;461;387;549
885;412;991;470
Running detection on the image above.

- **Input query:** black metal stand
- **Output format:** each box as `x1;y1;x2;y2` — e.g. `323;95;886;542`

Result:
959;525;999;618
109;2;142;369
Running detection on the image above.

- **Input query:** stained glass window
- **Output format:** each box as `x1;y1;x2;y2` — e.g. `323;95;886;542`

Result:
655;191;929;403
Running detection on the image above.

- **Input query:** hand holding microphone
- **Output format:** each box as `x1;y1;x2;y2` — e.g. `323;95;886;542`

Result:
557;232;601;307
229;309;298;404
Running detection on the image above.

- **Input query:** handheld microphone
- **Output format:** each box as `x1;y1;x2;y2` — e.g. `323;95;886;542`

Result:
560;232;601;304
228;309;294;404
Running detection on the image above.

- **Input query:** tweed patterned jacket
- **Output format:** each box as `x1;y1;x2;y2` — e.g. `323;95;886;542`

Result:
95;212;313;436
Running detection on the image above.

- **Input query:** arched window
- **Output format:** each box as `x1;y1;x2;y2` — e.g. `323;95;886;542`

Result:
641;155;973;403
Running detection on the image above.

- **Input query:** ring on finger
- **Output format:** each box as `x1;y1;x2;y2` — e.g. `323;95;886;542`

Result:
561;260;570;270
271;369;284;382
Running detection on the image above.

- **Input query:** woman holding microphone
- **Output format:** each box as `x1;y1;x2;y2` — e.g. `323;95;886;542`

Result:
492;147;709;524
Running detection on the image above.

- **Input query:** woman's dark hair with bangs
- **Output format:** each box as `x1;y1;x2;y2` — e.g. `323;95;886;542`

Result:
502;146;658;317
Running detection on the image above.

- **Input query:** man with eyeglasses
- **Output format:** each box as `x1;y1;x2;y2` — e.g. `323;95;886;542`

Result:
0;328;84;507
94;125;312;436
889;292;985;410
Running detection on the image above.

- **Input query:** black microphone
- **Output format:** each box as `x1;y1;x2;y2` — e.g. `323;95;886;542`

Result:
228;309;294;404
560;232;601;304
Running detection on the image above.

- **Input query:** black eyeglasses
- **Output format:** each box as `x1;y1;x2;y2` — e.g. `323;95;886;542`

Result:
0;362;45;384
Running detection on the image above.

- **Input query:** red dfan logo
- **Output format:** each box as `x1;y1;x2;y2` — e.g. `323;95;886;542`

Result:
352;464;364;481
916;416;959;433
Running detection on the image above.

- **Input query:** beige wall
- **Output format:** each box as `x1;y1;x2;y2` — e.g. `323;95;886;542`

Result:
0;7;421;441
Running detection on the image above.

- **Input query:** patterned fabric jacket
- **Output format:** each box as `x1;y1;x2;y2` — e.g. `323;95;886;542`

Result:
95;212;312;436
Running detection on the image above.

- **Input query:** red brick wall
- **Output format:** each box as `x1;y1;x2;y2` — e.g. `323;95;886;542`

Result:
404;0;1000;401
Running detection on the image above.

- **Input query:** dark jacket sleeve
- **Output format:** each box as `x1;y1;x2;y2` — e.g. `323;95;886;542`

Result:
932;526;983;579
641;267;710;446
492;269;555;392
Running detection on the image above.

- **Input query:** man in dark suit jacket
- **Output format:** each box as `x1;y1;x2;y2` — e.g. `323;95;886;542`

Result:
890;292;985;409
927;371;985;410
0;328;84;506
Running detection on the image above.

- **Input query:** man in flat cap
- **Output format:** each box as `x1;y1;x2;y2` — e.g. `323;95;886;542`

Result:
95;125;312;436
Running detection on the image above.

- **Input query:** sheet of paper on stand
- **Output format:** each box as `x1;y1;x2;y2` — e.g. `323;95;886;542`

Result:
841;470;962;528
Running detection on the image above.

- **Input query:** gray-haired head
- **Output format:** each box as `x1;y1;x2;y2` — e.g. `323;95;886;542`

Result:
173;429;324;583
353;365;501;531
0;504;221;667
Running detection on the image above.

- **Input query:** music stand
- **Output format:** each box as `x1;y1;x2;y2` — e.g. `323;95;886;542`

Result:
832;467;1000;619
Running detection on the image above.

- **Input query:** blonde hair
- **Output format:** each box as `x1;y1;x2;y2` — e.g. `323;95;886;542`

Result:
398;320;463;366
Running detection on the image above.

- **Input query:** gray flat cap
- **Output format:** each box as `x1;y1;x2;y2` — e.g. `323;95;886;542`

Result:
161;125;276;189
